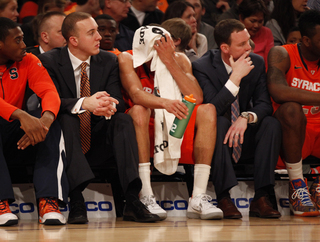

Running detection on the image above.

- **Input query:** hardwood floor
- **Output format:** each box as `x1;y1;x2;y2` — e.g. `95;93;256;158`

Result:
1;216;320;242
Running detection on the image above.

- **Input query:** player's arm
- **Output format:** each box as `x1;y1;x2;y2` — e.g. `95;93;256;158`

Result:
267;46;320;105
154;34;203;104
10;109;50;149
118;52;188;119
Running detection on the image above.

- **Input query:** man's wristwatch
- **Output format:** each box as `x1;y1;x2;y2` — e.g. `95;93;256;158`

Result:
240;112;250;123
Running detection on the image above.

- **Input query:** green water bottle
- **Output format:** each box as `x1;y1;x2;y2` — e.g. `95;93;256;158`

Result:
169;94;196;139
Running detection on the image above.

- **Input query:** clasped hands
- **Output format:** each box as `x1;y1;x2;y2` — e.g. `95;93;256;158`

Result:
82;91;119;118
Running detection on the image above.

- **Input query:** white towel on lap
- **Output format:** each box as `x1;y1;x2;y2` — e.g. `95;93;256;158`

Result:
133;26;183;175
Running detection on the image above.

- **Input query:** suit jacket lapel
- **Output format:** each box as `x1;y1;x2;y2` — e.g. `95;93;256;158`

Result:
211;50;229;87
89;54;104;94
58;47;77;97
89;54;103;95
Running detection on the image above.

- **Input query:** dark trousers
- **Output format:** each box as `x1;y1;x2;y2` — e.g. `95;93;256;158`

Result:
0;115;69;204
59;112;141;195
211;116;282;196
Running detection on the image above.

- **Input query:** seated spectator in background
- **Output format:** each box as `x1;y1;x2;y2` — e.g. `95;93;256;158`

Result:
266;0;309;46
217;0;241;23
161;18;192;53
99;0;134;51
193;19;281;219
163;0;208;61
21;0;67;47
95;14;120;54
238;0;273;67
39;12;160;224
285;26;301;44
0;0;19;22
267;9;320;217
0;17;68;226
64;0;101;16
201;0;235;27
119;25;223;221
186;0;217;50
120;0;164;32
26;11;66;55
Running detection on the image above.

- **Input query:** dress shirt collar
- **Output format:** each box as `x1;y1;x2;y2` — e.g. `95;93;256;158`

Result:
222;59;232;75
131;5;146;26
67;48;91;71
39;45;45;54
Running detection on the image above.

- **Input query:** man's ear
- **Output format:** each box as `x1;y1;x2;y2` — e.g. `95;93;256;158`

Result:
201;6;205;16
69;36;78;46
220;43;229;54
173;38;181;48
302;36;311;48
41;32;49;44
0;41;3;50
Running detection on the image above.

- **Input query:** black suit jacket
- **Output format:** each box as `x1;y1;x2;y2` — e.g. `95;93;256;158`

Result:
121;8;164;32
38;46;125;126
38;46;128;190
192;49;273;124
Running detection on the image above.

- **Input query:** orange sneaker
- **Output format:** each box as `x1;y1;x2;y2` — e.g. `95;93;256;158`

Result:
289;178;320;217
0;200;18;226
38;197;66;225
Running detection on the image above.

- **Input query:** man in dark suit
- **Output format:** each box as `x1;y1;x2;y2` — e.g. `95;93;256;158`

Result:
39;12;160;224
192;19;281;219
120;0;163;32
100;0;134;51
26;11;66;56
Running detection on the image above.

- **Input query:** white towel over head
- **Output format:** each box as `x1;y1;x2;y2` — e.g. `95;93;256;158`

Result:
132;26;183;175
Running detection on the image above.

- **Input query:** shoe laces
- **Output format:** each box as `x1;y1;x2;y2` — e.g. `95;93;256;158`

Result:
141;195;158;208
193;194;214;210
40;197;59;214
0;200;11;214
291;187;314;206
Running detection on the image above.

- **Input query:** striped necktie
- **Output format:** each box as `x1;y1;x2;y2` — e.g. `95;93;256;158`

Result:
231;95;241;163
79;62;91;154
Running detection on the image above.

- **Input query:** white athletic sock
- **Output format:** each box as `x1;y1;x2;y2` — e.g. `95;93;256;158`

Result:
285;159;304;181
192;164;211;197
139;162;154;197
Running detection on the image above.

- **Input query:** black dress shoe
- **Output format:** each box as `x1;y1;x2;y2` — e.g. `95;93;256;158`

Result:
123;200;161;222
68;201;88;224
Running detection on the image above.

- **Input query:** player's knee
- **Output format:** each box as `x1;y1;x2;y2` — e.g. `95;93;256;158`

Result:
196;103;216;123
276;102;306;126
129;105;150;127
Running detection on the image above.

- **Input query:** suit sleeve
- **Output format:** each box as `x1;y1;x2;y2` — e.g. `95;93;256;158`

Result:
193;60;235;116
193;53;273;123
38;53;79;114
